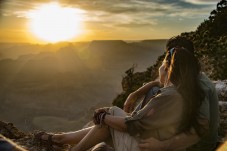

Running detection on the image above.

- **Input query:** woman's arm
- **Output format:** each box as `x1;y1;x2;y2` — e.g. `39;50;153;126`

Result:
139;132;200;151
139;118;209;151
124;80;161;113
104;115;127;132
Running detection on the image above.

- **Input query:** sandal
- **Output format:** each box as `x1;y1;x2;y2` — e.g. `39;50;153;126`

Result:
34;131;64;151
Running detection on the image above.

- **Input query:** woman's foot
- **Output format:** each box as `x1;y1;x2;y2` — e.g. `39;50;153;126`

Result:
34;131;64;150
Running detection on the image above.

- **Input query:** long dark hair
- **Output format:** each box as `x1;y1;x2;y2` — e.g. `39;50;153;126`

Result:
164;47;205;137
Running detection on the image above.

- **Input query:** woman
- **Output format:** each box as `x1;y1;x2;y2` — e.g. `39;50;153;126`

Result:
36;47;206;151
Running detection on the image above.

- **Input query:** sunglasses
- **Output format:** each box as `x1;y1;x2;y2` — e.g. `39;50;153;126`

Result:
169;47;175;59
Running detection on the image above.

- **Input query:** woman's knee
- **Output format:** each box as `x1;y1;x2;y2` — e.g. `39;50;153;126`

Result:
109;106;127;117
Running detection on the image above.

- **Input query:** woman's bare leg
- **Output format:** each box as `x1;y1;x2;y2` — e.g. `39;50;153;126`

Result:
40;126;94;145
71;125;110;151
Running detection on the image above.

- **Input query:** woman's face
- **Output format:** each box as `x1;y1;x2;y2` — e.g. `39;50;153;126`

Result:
159;62;168;84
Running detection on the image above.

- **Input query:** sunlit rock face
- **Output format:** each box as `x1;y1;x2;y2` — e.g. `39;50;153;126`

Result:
215;80;227;100
214;80;227;140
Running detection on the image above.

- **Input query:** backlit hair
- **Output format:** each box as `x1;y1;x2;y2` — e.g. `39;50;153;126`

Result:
165;47;205;137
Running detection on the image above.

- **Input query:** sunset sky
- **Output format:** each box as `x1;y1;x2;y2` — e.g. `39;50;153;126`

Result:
0;0;218;43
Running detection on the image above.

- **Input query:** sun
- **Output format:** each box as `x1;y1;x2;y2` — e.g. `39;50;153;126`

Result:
27;3;84;43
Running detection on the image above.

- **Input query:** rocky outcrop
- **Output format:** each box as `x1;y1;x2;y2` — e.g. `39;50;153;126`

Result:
0;121;36;151
215;80;227;101
0;121;70;150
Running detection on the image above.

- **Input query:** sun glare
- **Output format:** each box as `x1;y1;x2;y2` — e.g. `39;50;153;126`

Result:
27;3;84;43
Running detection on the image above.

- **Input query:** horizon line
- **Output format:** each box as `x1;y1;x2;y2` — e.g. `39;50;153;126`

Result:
0;39;168;45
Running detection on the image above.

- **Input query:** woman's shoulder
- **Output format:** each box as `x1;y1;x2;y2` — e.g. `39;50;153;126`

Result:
151;86;182;104
145;86;183;113
160;85;180;97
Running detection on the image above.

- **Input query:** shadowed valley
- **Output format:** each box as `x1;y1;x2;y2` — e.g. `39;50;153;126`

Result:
0;40;166;132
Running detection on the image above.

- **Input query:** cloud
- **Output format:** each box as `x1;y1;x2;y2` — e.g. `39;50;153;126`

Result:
66;0;167;14
115;22;156;28
59;1;162;31
183;0;218;5
1;0;217;19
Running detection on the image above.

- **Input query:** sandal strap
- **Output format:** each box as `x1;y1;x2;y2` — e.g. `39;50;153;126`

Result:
35;131;64;150
48;134;64;148
35;131;48;142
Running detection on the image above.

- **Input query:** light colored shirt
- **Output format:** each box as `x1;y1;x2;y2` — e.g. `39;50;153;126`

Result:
125;85;184;140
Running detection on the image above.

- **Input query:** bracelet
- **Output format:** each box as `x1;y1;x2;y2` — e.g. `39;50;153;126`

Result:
93;111;110;125
100;112;109;125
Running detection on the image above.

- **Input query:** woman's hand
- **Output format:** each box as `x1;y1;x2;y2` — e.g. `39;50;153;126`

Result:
139;138;166;151
94;107;110;114
93;107;110;125
123;92;138;113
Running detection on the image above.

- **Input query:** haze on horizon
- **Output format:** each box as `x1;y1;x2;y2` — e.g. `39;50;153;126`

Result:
0;0;217;43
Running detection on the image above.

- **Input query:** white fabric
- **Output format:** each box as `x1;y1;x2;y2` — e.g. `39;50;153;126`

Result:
109;106;140;151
